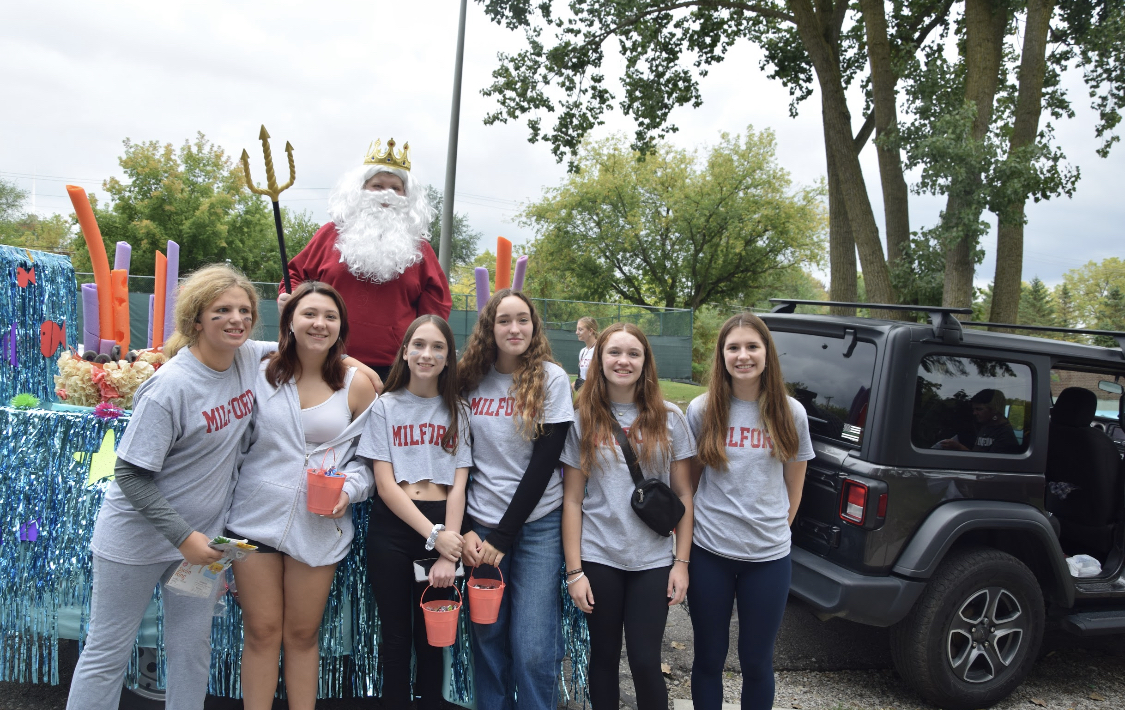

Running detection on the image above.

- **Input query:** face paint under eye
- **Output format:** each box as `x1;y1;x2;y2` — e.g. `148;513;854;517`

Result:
433;353;445;361
408;350;422;358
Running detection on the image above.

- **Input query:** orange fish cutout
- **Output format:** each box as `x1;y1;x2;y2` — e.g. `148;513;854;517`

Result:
17;267;35;287
40;320;65;357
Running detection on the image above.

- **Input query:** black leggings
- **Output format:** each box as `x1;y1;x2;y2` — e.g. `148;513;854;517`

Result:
366;495;452;710
583;561;671;710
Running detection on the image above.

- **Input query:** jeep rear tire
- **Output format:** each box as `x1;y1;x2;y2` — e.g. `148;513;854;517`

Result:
890;547;1044;710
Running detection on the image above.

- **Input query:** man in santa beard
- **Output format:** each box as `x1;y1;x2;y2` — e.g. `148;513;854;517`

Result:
280;139;452;380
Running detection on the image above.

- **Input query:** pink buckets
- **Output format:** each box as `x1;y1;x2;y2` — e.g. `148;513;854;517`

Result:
306;449;344;515
467;564;506;624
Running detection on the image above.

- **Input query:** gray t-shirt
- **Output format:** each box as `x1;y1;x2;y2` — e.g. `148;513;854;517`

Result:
686;394;814;562
465;361;575;527
358;389;473;485
560;401;696;571
91;340;274;564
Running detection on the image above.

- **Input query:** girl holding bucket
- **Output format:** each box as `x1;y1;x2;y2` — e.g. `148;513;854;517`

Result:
686;313;813;710
459;289;574;710
561;323;695;710
357;314;471;709
226;281;378;710
66;265;274;710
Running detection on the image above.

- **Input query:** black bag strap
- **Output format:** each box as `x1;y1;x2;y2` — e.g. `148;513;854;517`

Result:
607;409;645;489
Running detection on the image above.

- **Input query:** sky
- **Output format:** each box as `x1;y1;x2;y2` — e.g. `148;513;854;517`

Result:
1;1;1120;291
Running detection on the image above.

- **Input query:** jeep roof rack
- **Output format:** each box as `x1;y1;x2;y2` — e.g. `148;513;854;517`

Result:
768;299;973;344
963;321;1125;354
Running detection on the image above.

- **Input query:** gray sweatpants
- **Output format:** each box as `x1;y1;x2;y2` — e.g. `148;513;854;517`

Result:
66;555;217;710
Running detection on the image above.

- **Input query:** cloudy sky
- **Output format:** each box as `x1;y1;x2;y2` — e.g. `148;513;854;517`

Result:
1;1;1120;290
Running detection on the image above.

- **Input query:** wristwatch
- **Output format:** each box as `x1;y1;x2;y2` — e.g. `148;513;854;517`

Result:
425;524;446;551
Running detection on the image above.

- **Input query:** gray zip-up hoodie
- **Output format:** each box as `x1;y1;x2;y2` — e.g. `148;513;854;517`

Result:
227;364;374;567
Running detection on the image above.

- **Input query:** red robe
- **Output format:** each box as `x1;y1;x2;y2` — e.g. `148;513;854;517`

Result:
283;223;452;368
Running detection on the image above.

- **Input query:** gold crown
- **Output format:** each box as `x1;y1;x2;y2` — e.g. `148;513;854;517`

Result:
364;138;411;171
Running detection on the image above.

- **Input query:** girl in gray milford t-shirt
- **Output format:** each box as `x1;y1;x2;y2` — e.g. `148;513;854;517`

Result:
357;315;472;710
685;313;814;710
226;282;378;710
560;323;695;710
457;290;574;710
67;265;273;710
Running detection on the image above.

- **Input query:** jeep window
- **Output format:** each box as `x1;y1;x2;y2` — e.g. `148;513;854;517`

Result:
771;330;877;446
912;355;1033;454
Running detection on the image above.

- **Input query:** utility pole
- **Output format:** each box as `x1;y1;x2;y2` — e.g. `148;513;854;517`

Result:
439;0;468;275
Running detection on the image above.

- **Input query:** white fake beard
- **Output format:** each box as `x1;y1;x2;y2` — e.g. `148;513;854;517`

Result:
333;190;425;283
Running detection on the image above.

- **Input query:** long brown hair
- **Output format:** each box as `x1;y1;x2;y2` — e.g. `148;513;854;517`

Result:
164;264;259;358
459;289;557;439
383;315;463;453
576;323;670;475
264;281;349;389
697;313;799;467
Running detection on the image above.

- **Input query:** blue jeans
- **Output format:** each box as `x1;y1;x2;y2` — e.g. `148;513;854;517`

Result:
687;544;791;710
470;508;564;710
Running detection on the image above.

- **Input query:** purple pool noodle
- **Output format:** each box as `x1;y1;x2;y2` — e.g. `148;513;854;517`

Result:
113;241;132;272
81;283;100;353
512;256;528;292
163;241;179;340
474;267;491;313
147;294;155;348
99;338;115;357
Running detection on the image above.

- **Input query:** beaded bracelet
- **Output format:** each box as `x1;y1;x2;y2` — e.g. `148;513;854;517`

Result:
565;572;585;586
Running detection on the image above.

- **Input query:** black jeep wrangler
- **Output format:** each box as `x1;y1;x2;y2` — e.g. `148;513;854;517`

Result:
762;300;1125;710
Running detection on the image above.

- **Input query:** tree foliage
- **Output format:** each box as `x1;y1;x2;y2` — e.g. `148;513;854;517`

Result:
0;178;76;253
70;134;315;285
520;128;825;310
426;185;484;269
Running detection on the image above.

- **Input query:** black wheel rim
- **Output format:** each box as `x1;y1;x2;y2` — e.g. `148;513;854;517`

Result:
946;585;1025;684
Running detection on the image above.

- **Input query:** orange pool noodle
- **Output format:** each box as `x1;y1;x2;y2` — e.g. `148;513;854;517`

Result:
496;237;512;291
153;252;167;349
67;185;114;341
110;268;130;351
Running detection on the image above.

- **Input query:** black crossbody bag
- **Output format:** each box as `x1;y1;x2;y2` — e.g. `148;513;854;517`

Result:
608;415;685;537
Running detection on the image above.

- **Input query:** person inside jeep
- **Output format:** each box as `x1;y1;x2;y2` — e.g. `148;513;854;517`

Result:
937;388;1020;453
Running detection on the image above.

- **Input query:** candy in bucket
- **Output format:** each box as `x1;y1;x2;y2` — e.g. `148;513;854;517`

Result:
306;448;346;515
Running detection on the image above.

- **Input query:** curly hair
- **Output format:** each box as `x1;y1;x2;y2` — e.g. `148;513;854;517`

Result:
163;264;259;358
459;289;557;440
576;323;670;476
696;313;799;468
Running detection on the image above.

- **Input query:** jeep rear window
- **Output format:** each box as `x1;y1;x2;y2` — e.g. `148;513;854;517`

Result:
912;355;1033;454
771;331;877;446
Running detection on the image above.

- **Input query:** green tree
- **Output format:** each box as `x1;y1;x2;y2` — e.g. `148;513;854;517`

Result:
1018;276;1056;326
72;134;309;286
1094;286;1125;346
1059;257;1125;329
426;185;483;269
520;129;825;310
1053;282;1078;329
0;178;76;253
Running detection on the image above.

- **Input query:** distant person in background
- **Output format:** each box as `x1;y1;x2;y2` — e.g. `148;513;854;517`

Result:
573;317;598;392
280;139;451;382
937;388;1020;453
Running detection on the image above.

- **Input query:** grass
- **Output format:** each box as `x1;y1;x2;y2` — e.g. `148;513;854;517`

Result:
568;375;706;410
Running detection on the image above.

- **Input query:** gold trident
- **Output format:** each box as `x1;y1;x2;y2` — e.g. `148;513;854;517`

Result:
240;125;297;291
240;125;295;201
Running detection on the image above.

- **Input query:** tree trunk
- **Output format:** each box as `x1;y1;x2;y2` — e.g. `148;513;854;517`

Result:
790;0;896;315
941;0;1009;309
859;0;910;270
826;146;858;315
990;0;1055;326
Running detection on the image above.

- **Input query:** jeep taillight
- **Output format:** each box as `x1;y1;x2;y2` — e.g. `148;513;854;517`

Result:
840;480;867;524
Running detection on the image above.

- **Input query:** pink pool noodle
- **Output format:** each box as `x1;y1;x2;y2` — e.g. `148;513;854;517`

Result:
475;267;491;313
163;241;179;340
512;256;528;292
81;283;100;353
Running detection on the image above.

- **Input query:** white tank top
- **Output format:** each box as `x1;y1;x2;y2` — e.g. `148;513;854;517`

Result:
301;367;356;450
